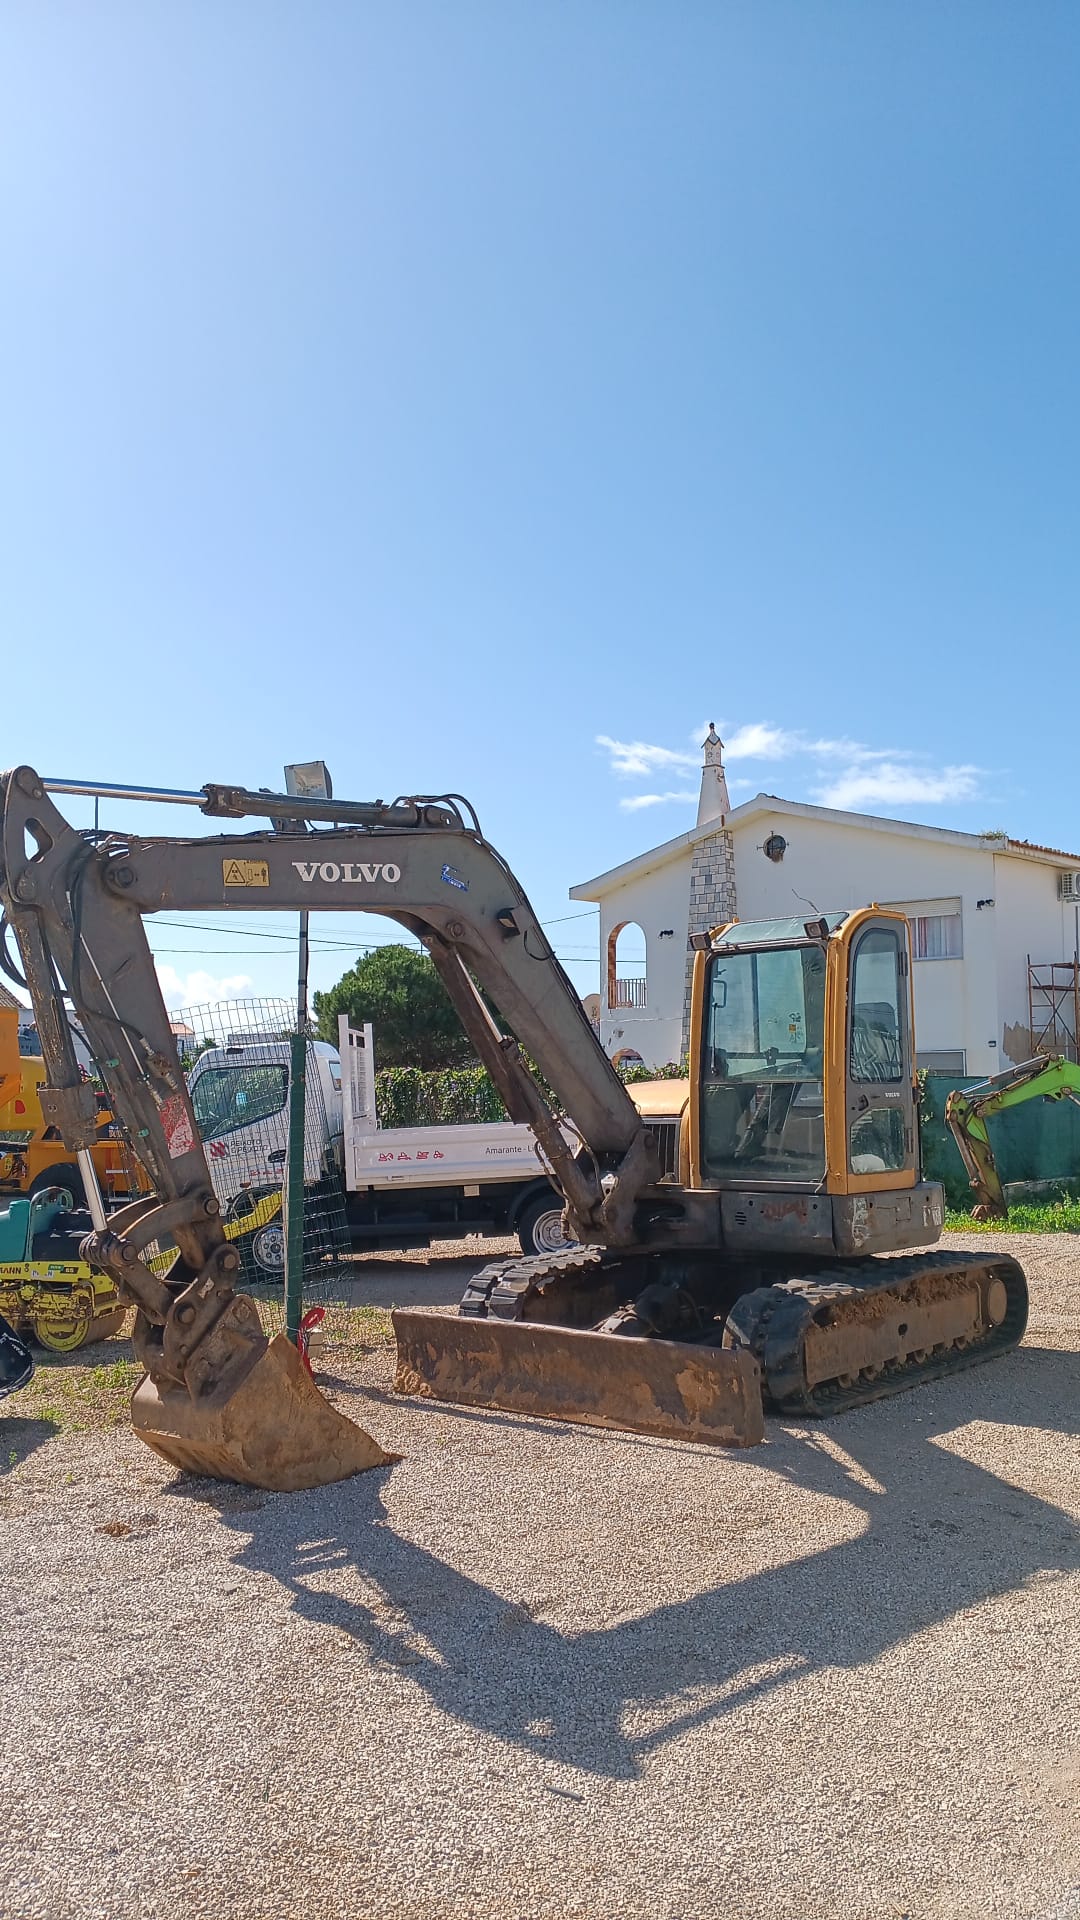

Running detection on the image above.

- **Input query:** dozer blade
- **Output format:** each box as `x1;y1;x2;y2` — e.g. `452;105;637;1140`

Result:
132;1332;394;1491
393;1310;764;1448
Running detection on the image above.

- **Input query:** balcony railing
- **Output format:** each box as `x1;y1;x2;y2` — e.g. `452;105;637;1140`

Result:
610;976;647;1010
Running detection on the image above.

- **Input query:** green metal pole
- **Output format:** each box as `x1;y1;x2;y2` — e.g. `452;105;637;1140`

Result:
284;1028;307;1346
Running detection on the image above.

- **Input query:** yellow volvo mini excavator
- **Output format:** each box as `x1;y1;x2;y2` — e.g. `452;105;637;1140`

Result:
0;767;1027;1488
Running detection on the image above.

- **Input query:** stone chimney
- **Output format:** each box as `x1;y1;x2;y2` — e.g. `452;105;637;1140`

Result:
697;723;730;826
682;725;737;1055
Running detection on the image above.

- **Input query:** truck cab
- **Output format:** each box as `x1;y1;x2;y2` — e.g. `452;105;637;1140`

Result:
187;1032;343;1190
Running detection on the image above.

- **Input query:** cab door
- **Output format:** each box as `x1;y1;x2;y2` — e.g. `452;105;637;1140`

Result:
828;911;918;1192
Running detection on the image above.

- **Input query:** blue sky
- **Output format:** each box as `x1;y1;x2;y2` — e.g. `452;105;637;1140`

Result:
4;3;1079;1013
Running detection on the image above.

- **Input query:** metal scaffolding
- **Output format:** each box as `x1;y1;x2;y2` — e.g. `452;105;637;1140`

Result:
1028;957;1080;1061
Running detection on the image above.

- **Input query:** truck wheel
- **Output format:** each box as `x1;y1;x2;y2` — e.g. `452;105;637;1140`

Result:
251;1220;286;1278
28;1162;85;1208
517;1192;576;1257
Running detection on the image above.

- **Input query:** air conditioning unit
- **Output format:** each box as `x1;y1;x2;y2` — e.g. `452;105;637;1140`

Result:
1058;872;1080;900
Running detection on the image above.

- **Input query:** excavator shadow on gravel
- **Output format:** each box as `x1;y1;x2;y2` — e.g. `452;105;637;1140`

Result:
0;766;1027;1488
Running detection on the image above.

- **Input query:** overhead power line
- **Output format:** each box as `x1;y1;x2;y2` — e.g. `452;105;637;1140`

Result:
152;946;601;963
149;907;599;945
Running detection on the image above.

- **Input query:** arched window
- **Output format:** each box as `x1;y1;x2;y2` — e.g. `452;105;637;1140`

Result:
606;922;647;1010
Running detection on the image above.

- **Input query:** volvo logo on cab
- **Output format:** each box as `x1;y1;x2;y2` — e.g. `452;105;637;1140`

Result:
292;860;402;884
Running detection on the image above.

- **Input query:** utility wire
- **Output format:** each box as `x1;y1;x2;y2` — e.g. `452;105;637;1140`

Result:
151;958;602;967
148;907;599;945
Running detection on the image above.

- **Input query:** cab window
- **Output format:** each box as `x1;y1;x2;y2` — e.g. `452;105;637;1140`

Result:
847;928;908;1172
190;1065;287;1141
700;943;826;1183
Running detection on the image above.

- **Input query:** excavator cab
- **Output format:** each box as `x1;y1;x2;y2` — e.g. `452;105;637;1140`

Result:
686;911;934;1259
410;907;1023;1432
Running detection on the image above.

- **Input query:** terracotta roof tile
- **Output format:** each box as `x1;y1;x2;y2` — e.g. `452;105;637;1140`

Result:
1006;837;1080;862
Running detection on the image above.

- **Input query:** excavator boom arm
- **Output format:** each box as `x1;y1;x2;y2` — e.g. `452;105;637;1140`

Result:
0;768;652;1252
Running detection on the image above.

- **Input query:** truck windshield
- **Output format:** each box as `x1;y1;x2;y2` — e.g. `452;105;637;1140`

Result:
190;1065;288;1141
700;943;826;1184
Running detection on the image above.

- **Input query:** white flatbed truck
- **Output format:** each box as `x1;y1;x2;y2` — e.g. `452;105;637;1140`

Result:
185;1017;587;1275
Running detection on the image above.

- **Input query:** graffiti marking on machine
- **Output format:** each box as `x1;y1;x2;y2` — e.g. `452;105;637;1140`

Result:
223;859;270;887
292;861;402;884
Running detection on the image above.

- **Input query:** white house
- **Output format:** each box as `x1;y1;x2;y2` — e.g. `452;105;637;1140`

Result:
572;728;1080;1079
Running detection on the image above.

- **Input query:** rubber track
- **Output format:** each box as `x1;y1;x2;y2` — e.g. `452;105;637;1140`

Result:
459;1246;608;1321
724;1250;1029;1416
460;1246;1029;1422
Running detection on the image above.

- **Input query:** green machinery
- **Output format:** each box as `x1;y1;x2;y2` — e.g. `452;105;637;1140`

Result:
946;1056;1080;1220
0;1186;126;1352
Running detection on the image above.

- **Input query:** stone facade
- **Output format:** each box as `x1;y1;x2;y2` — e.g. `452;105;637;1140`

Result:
681;826;737;1052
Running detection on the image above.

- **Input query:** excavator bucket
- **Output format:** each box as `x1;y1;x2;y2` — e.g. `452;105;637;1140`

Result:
131;1332;393;1491
392;1311;765;1448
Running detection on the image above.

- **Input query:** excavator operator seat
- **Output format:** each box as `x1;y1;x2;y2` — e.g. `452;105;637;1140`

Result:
850;1002;902;1083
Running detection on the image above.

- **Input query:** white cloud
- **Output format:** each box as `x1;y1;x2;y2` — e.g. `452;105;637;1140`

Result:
813;763;980;811
804;737;899;762
603;719;983;817
618;790;698;811
155;964;255;1012
721;723;802;761
596;735;699;778
722;725;907;765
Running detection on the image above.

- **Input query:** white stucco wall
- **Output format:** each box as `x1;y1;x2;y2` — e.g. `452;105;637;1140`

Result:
731;809;1004;1075
992;855;1076;1063
590;854;689;1067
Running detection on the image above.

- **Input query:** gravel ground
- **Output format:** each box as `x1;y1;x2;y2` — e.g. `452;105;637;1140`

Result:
2;1231;1080;1920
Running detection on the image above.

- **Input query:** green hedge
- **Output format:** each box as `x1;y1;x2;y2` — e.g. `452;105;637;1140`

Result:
375;1065;508;1129
374;1057;689;1129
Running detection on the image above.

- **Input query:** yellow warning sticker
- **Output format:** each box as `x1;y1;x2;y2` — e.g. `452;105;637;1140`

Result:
222;858;270;887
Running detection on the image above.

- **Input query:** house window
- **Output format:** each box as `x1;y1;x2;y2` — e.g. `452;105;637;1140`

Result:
912;912;962;961
917;1049;967;1074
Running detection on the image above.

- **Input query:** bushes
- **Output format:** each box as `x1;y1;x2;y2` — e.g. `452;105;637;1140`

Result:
375;1064;507;1129
374;1057;689;1129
